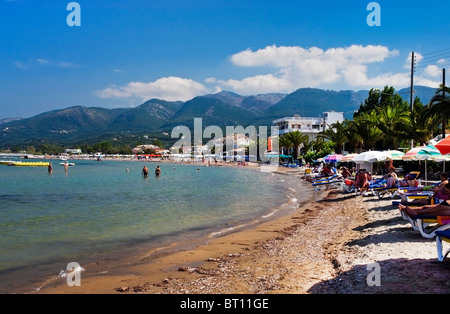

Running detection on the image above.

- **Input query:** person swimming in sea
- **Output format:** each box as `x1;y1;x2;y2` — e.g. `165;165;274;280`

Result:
155;166;162;177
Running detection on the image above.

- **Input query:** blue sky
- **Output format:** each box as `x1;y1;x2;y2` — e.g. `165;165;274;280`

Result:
1;0;449;119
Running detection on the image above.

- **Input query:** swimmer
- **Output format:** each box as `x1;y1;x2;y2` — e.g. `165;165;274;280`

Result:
142;166;149;178
155;166;162;176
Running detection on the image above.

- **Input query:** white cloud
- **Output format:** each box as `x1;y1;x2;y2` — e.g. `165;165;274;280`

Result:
14;58;79;70
424;65;441;77
96;76;210;102
220;44;408;94
14;61;30;70
36;58;79;68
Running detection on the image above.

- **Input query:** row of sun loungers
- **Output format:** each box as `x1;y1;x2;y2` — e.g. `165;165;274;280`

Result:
309;170;450;262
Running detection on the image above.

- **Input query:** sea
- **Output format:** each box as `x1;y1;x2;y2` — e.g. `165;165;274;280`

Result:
0;159;314;293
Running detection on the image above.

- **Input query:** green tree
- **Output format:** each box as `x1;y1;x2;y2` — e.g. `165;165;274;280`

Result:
376;103;411;149
279;134;293;156
349;111;384;150
428;85;450;137
318;121;347;154
401;97;440;146
284;131;308;161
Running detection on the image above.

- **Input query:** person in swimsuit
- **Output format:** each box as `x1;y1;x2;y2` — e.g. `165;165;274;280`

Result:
155;166;161;177
142;166;149;178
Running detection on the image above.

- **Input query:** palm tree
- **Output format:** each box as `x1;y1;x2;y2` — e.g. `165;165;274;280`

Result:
342;121;361;153
284;131;308;161
318;121;347;154
400;98;440;146
375;104;411;149
428;85;450;137
349;112;384;150
279;134;293;156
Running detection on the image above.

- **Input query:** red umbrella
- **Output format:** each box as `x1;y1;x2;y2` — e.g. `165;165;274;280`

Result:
435;136;450;155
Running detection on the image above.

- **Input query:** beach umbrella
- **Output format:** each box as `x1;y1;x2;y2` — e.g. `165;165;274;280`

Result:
402;146;448;183
383;150;404;160
402;147;429;161
420;145;449;162
353;151;390;163
435;136;450;155
324;154;343;163
340;153;358;162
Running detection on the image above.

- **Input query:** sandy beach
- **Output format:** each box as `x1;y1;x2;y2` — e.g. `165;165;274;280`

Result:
37;167;450;294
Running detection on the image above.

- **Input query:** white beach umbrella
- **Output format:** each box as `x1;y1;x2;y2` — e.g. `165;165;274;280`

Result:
353;151;390;163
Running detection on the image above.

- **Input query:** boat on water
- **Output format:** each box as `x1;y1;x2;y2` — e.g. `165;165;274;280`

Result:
60;162;76;166
9;162;50;167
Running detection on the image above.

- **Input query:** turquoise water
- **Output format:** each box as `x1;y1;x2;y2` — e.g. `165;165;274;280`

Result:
0;160;312;293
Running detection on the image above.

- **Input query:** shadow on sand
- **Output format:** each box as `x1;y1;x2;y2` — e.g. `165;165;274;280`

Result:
307;258;450;294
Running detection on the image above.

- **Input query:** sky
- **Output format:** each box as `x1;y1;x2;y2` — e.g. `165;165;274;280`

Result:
1;0;450;119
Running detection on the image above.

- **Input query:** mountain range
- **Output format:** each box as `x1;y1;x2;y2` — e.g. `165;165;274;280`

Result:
0;86;439;148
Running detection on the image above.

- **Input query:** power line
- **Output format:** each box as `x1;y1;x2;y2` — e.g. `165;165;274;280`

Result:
421;47;450;57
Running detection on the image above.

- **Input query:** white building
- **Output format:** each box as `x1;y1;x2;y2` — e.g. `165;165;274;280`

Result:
64;148;82;154
273;111;344;140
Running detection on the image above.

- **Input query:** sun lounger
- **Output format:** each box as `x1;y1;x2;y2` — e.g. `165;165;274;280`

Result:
372;186;399;199
311;174;343;190
435;229;450;261
408;215;450;239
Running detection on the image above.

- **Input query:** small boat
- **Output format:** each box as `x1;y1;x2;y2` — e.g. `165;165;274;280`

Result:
9;162;50;167
60;162;76;166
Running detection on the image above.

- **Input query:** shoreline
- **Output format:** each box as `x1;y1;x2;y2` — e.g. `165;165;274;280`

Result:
29;165;311;294
36;167;450;294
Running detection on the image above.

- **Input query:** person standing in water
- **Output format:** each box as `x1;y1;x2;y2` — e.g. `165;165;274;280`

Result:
155;166;162;177
64;161;69;173
48;162;53;174
142;165;149;178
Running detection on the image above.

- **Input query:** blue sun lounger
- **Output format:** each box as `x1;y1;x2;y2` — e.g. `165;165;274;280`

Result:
407;215;450;238
311;174;342;190
435;229;450;261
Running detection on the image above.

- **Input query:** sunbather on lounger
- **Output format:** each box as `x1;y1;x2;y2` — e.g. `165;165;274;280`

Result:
385;173;398;189
399;202;450;217
401;182;450;205
354;169;370;192
400;173;447;193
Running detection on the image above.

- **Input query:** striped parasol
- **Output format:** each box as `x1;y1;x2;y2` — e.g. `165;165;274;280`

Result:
383;150;405;160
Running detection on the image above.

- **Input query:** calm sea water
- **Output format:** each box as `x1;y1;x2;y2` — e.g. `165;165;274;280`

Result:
0;160;313;293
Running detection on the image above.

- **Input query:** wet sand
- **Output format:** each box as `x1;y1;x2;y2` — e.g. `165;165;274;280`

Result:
37;167;450;294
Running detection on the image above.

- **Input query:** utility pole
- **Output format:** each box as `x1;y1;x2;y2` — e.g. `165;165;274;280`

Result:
410;51;415;149
443;68;446;139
